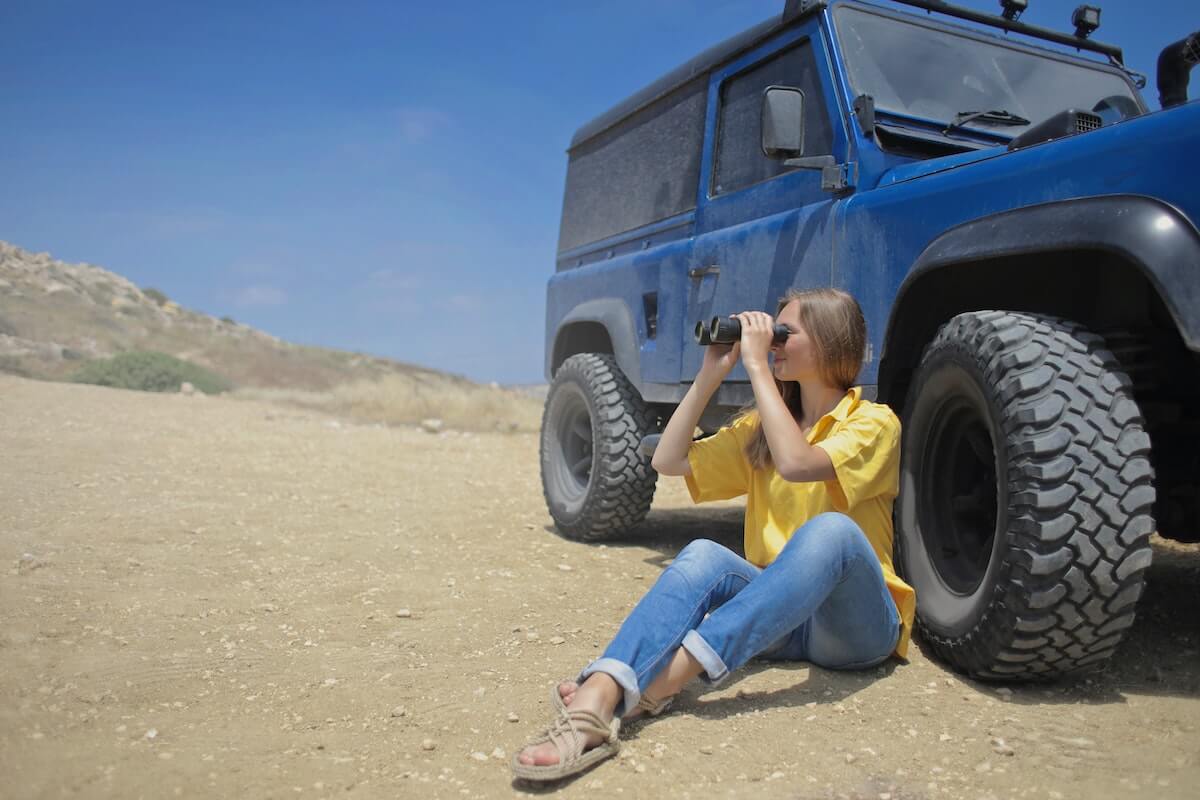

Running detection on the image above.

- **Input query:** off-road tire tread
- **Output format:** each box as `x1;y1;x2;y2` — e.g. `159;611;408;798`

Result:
540;353;657;541
911;311;1155;680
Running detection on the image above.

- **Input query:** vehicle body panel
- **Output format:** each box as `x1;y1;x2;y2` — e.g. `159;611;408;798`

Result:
837;101;1200;388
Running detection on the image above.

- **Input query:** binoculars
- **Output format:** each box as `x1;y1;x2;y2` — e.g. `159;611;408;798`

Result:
694;316;790;346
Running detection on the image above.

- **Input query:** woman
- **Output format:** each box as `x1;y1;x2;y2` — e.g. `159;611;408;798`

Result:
512;288;916;782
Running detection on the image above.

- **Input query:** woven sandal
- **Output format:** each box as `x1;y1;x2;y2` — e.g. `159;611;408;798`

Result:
510;708;621;782
550;682;573;716
632;692;674;719
552;680;674;722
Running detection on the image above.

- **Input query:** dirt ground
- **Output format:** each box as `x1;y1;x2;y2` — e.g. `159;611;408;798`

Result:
2;374;1198;800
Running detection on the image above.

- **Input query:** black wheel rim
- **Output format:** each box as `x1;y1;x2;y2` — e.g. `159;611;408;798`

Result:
919;397;998;595
554;389;594;494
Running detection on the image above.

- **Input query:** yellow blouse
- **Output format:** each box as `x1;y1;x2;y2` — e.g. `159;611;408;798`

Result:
684;387;915;659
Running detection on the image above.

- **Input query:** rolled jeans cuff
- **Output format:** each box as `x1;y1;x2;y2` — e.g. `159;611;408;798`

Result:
681;630;730;686
577;657;641;719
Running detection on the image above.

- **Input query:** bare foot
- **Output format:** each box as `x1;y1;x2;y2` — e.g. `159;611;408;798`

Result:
559;679;664;723
516;683;611;767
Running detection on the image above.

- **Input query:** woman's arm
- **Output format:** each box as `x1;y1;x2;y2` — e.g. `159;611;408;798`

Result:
736;312;836;483
650;342;740;477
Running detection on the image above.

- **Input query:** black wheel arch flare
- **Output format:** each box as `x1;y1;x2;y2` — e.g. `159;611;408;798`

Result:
879;195;1200;405
548;298;643;388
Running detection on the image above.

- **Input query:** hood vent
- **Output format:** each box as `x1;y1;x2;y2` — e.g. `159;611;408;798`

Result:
1075;112;1102;132
1008;109;1103;151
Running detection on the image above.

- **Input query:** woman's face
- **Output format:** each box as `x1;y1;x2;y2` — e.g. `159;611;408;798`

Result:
771;300;821;383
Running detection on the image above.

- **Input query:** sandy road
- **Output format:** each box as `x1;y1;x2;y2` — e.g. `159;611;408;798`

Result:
1;373;1198;799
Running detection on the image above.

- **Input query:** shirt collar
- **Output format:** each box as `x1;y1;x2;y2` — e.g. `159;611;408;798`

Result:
825;386;861;423
806;387;861;443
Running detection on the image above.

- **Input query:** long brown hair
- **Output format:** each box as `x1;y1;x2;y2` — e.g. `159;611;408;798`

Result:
741;288;867;469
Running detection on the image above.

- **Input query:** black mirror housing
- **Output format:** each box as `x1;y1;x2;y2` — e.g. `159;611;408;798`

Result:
761;85;805;157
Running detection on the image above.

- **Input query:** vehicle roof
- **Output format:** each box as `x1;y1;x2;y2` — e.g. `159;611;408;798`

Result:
567;0;1133;152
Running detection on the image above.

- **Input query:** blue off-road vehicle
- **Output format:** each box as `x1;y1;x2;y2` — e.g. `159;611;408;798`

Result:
539;0;1200;680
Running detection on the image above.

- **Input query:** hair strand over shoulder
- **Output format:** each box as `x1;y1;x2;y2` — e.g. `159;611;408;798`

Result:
742;288;867;470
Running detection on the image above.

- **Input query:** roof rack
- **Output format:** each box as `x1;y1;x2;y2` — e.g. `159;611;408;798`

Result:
885;0;1123;63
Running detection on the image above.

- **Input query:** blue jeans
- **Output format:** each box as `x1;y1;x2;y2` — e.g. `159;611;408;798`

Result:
578;512;900;718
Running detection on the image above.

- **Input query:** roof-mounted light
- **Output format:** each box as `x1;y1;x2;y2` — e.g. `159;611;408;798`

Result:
886;1;1124;63
1072;5;1101;39
999;0;1027;22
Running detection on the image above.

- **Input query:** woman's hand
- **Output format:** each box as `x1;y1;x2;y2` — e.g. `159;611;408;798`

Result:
700;338;740;378
735;311;775;373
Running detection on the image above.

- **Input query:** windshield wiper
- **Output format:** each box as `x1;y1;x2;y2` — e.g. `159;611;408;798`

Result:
942;109;1031;136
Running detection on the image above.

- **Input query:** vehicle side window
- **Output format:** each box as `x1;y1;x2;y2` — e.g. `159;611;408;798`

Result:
558;77;708;253
713;40;833;196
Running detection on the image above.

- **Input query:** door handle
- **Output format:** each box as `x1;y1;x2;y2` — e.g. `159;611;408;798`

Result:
688;265;720;279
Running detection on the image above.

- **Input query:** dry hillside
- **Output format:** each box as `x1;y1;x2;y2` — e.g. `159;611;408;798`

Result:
0;242;541;431
0;241;454;389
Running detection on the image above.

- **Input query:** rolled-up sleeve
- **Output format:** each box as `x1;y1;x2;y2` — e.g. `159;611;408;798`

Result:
813;407;901;511
684;415;754;503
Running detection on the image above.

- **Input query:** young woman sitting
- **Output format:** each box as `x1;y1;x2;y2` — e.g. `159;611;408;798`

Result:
512;288;915;782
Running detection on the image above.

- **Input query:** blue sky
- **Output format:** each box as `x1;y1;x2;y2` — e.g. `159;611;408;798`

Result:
1;0;1194;384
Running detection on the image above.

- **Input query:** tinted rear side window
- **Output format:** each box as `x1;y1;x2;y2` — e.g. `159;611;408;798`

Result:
714;41;832;196
558;78;707;253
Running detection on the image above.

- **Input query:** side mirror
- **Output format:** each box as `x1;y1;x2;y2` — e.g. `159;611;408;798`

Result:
762;84;850;192
761;86;805;158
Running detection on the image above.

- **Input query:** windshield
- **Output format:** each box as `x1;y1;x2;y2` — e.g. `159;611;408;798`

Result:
834;5;1142;137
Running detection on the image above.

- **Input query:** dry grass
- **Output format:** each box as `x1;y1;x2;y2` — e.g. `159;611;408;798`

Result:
235;372;544;432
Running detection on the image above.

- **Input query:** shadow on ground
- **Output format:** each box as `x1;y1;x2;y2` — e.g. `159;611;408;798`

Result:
1099;537;1200;698
551;507;1200;705
547;506;745;565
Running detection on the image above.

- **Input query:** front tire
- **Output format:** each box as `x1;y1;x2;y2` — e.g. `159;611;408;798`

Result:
540;353;658;541
898;311;1155;679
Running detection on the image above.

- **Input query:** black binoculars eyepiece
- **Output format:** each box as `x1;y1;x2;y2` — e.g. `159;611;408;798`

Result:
694;316;789;346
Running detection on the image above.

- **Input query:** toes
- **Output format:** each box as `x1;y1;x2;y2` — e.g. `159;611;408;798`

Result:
518;744;559;767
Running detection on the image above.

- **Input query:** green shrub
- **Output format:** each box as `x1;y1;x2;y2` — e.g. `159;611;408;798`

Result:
142;287;169;306
70;351;231;394
220;315;236;325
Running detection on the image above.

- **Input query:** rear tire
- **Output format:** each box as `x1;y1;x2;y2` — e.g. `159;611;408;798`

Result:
540;353;657;541
898;311;1155;679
